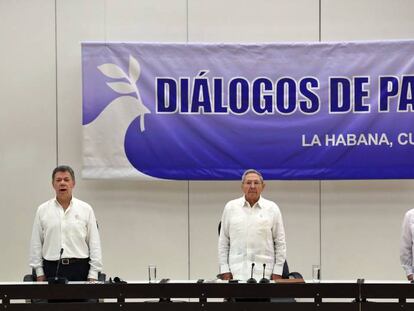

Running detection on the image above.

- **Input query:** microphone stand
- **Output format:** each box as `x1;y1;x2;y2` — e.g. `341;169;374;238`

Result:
259;263;270;283
48;248;68;284
247;263;257;283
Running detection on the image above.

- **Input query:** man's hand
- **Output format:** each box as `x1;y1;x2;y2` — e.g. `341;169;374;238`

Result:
271;274;282;280
36;275;46;282
220;272;233;280
407;274;413;281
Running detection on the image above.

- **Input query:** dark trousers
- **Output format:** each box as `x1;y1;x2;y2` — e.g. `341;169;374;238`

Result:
43;258;90;281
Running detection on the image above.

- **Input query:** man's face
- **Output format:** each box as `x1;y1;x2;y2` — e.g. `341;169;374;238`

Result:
241;173;265;203
52;171;75;198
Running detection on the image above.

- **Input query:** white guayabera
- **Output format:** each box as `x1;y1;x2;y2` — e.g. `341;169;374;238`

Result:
98;55;150;131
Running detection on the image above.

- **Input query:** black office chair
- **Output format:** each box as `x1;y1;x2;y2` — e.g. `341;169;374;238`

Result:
282;261;303;279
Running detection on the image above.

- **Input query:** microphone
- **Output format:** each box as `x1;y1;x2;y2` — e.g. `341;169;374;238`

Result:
48;248;68;284
54;248;64;278
247;262;257;283
113;277;127;284
259;263;270;283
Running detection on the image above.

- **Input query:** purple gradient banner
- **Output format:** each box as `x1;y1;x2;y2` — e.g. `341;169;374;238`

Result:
81;41;414;180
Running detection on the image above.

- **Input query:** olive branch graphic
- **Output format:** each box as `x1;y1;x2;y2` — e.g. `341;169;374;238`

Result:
97;55;150;131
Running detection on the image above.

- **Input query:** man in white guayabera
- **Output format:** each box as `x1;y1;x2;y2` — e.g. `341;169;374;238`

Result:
400;208;414;281
218;169;286;281
29;165;102;282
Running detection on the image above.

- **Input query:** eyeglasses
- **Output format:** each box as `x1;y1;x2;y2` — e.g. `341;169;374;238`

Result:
243;181;263;186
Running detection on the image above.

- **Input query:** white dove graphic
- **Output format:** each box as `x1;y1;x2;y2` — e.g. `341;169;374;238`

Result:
82;55;158;180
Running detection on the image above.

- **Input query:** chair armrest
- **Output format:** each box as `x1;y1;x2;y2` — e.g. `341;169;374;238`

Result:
98;272;106;282
23;274;35;282
288;272;303;279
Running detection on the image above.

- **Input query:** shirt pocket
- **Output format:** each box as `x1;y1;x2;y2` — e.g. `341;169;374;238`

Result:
229;254;244;274
252;215;272;240
229;214;246;237
229;254;244;264
65;215;87;239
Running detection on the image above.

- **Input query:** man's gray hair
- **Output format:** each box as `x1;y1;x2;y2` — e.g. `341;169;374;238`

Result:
52;165;75;182
241;169;264;183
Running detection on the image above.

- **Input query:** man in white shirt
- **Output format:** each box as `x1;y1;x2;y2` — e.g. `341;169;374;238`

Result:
29;165;103;282
218;169;286;281
400;209;414;280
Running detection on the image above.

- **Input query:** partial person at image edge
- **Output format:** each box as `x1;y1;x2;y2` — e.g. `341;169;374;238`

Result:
400;209;414;281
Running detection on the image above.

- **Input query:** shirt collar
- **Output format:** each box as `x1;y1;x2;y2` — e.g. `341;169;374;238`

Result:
243;196;263;209
54;196;74;209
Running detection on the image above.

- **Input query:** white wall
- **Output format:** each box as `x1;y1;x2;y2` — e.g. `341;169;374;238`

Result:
1;0;414;282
